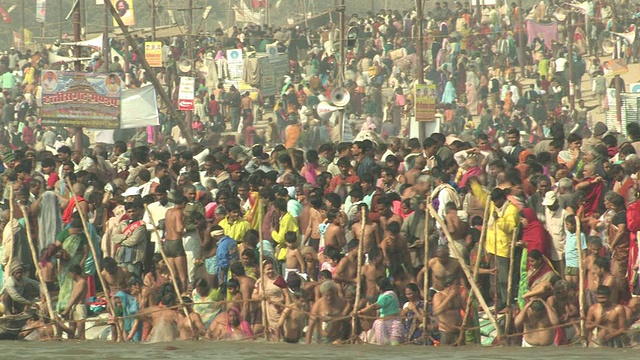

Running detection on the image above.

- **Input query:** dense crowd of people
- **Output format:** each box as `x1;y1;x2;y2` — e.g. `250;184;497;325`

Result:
2;0;640;348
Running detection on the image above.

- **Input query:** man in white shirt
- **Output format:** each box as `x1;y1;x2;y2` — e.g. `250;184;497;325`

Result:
143;185;174;253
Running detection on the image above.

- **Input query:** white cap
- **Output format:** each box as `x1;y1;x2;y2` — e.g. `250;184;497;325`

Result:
542;191;557;206
122;186;141;197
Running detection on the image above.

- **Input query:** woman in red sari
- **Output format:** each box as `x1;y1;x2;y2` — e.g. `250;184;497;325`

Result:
518;209;555;310
521;208;551;259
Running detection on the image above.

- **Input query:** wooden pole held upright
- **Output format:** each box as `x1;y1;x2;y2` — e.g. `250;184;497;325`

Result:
422;204;430;345
351;207;366;341
65;179;126;341
576;215;587;346
458;196;491;344
503;227;519;339
17;203;58;337
258;210;268;340
144;204;199;339
427;205;502;339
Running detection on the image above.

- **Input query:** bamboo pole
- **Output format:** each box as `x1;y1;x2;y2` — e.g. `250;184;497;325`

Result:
576;216;587;346
16;204;58;335
7;187;14;270
457;196;491;344
427;205;502;339
351;208;366;342
143;204;198;340
258;212;268;341
493;221;499;326
503;226;519;340
422;204;430;345
65;179;125;341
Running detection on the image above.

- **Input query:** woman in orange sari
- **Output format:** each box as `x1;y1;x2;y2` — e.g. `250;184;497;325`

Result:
503;91;514;116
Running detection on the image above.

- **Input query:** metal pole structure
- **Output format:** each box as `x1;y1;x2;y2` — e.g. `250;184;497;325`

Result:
517;0;525;78
106;0;194;145
104;1;110;70
615;75;622;128
152;0;157;41
338;0;345;86
21;0;25;51
59;0;63;40
416;0;424;85
568;10;575;110
80;0;86;39
73;0;84;153
416;0;426;141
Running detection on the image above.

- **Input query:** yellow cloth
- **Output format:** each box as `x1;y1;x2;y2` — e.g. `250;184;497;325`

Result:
218;217;251;243
272;212;299;260
485;202;519;257
244;191;263;230
470;181;520;258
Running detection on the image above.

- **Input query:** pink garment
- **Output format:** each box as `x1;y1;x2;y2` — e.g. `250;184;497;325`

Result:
459;166;482;189
226;306;254;338
526;20;558;49
301;163;318;187
146;126;155;143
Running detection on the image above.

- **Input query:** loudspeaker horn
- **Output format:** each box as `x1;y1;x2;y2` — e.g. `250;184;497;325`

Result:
178;58;192;73
317;101;342;121
612;27;636;44
602;39;615;55
331;88;350;107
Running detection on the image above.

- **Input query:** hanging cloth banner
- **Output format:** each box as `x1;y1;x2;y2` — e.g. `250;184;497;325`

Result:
36;0;47;23
526;20;558;50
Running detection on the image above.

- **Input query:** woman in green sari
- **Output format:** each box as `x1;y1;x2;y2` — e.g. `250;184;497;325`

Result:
55;220;88;313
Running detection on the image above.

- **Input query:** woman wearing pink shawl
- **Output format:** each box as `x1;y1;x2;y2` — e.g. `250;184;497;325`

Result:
225;306;254;339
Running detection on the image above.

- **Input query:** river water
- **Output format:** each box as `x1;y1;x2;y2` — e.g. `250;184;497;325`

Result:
4;341;639;359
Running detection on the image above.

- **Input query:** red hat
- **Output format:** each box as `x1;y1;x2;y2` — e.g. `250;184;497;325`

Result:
227;162;241;172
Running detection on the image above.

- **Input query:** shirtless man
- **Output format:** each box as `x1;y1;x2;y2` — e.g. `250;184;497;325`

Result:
333;240;359;286
433;276;467;345
515;298;559;346
586;285;628;347
164;195;188;292
376;194;403;234
351;204;381;255
418;245;464;294
546;280;579;342
444;202;468;261
306;281;348;344
324;209;347;250
303;193;325;252
380;222;411;273
277;290;308;343
591;257;624;305
230;262;256;321
60;264;88;340
404;156;426;186
584;237;603;306
177;297;205;340
146;292;180;342
101;257;129;296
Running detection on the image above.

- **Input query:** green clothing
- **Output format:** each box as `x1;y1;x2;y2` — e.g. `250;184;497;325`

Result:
56;234;85;313
184;201;205;231
1;72;16;89
376;291;400;317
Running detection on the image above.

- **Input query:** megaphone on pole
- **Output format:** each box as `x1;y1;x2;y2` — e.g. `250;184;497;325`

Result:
317;101;342;121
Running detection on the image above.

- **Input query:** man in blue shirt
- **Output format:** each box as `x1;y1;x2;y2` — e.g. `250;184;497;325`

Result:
213;225;238;288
